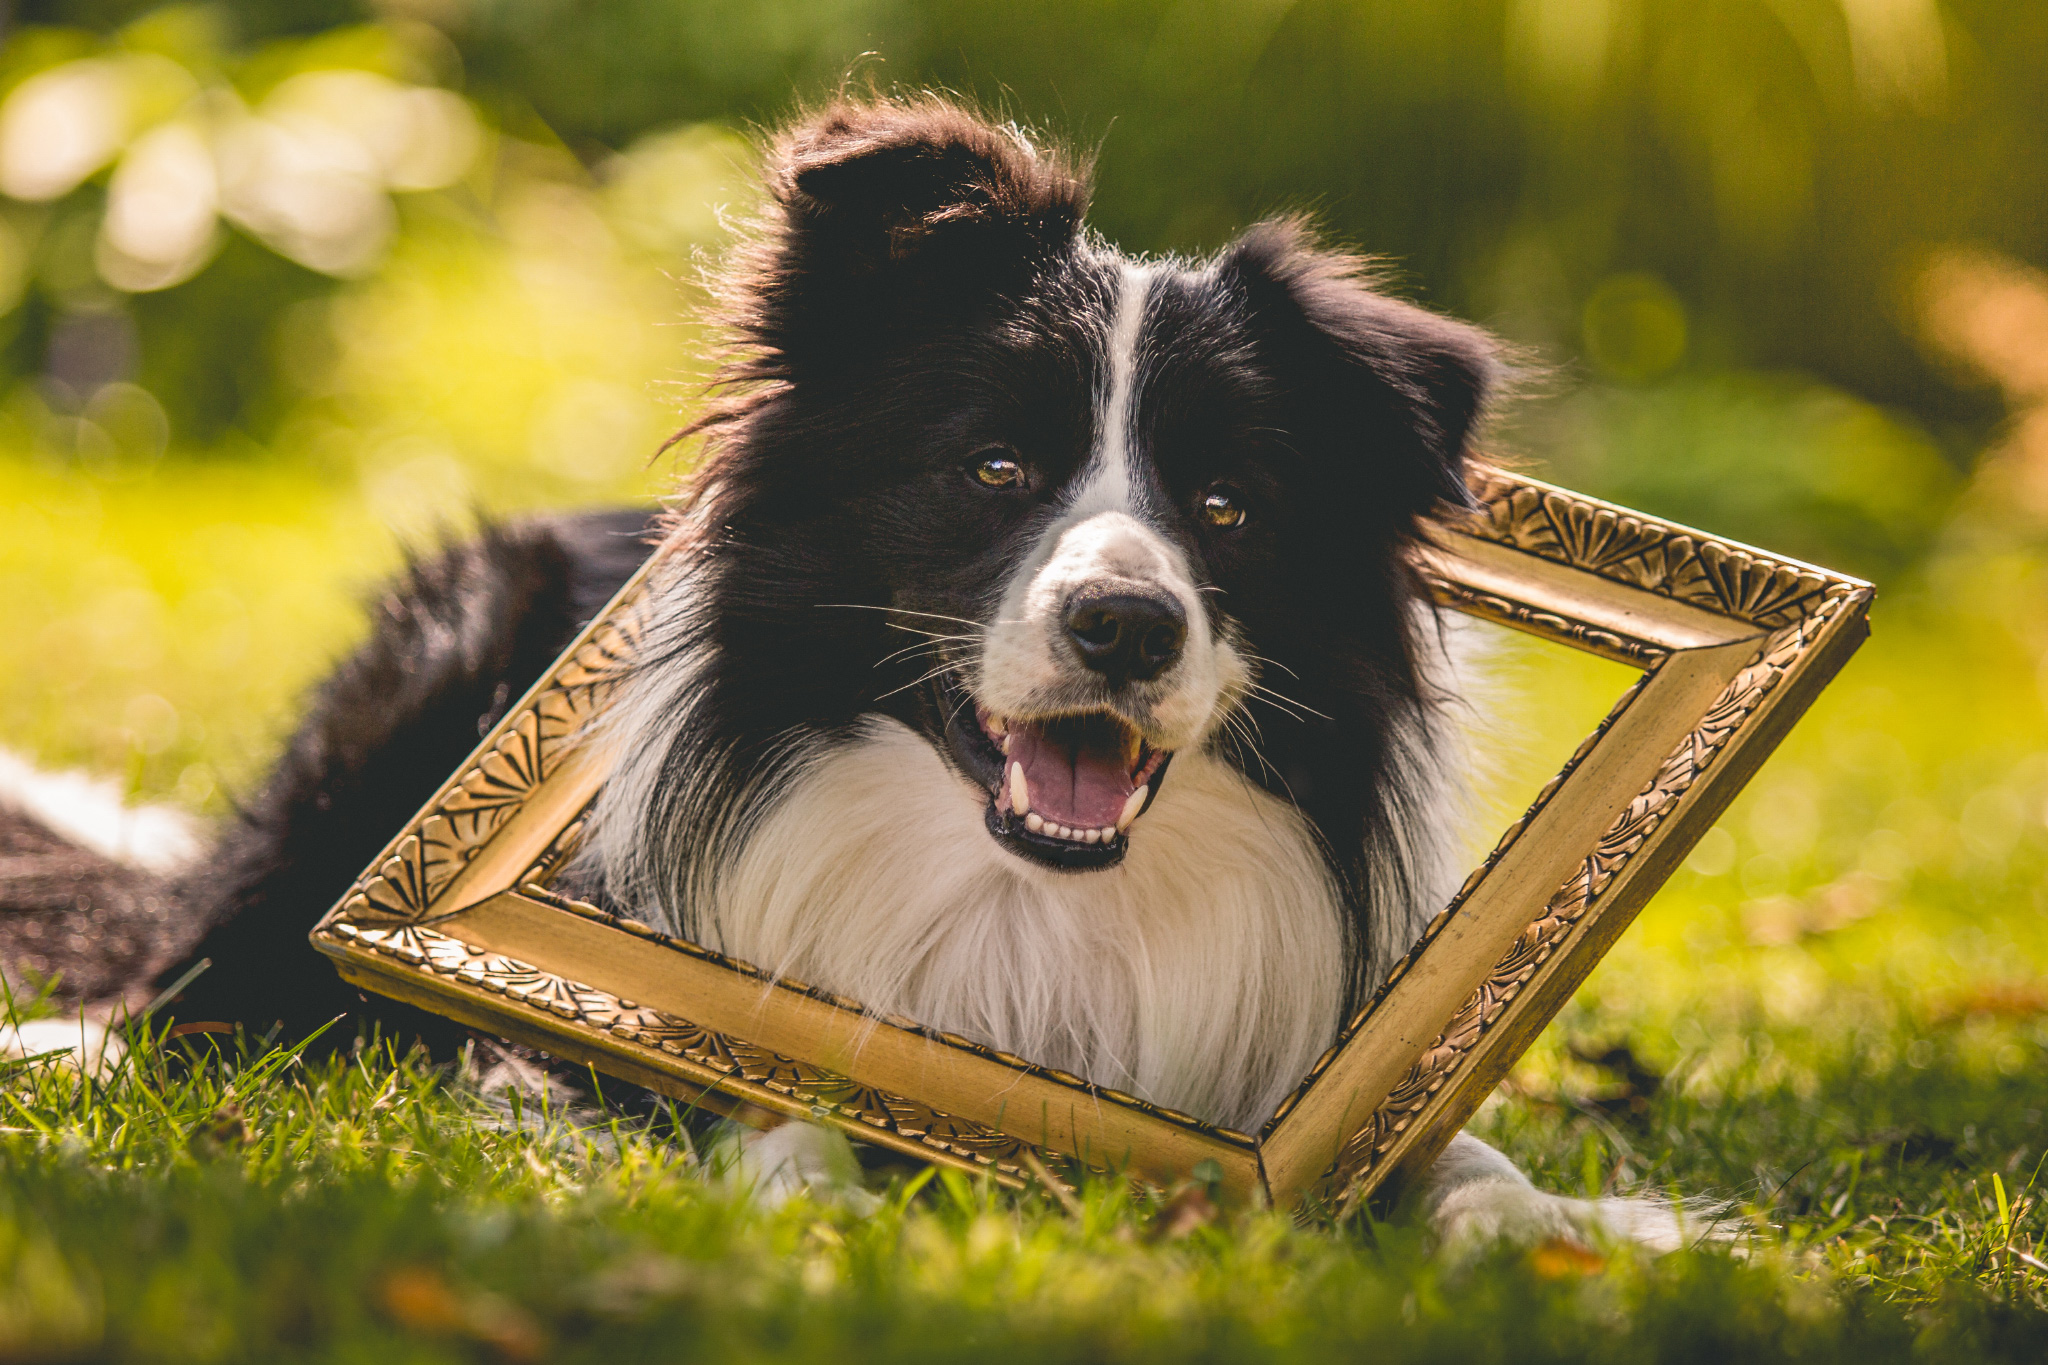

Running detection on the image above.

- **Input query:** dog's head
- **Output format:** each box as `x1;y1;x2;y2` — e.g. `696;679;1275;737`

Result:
676;98;1497;878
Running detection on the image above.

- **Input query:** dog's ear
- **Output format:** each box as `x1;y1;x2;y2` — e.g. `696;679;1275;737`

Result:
744;99;1089;348
776;100;1088;270
1219;218;1500;525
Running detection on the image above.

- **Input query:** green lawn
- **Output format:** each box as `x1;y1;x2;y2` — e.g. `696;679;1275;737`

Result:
4;432;2048;1359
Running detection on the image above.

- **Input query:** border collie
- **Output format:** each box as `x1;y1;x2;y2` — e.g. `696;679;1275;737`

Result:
0;97;1700;1251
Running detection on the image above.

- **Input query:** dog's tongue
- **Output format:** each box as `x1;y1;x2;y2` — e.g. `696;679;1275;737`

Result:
1008;715;1138;831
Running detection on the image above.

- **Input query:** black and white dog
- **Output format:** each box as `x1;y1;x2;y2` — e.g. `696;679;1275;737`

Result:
0;98;1694;1250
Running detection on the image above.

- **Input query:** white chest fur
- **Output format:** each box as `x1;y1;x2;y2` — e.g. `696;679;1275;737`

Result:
697;719;1346;1132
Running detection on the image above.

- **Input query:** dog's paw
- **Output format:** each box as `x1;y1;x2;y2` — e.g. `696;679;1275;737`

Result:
0;1015;126;1078
1420;1134;1736;1259
727;1121;880;1213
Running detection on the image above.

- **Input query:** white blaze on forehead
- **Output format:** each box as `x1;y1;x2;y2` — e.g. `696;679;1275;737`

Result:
1070;261;1157;517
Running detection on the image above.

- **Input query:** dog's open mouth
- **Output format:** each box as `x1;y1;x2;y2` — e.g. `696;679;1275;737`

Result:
938;678;1170;870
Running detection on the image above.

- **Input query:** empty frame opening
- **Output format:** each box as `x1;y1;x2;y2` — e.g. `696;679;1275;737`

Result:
1454;620;1647;874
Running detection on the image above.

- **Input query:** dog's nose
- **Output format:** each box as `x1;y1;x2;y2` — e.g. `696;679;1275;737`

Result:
1065;591;1186;687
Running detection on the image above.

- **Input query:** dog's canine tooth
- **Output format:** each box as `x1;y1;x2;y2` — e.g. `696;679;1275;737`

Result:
989;714;1007;735
1116;787;1147;833
1008;762;1030;816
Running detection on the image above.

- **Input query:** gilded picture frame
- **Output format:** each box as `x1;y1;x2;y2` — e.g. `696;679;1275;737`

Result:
310;467;1873;1212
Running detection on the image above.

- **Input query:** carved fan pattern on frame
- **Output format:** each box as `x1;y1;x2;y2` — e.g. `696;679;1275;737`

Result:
336;587;648;925
328;917;1041;1180
1468;471;1833;628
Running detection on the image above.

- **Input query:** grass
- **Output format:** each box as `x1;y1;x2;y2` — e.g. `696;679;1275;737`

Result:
6;308;2048;1353
1;1005;2045;1364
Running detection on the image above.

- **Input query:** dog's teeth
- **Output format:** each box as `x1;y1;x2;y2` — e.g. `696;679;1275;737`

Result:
1081;827;1099;844
1008;762;1030;816
1024;812;1044;833
1000;734;1012;754
989;714;1007;736
1116;787;1148;833
1054;823;1071;840
1099;827;1117;842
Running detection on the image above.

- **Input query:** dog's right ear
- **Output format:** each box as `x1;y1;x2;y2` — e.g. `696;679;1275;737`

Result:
1218;218;1501;531
741;99;1089;353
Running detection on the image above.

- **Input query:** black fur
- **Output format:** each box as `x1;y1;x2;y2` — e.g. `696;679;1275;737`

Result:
0;805;183;1002
158;509;656;1039
0;510;655;1038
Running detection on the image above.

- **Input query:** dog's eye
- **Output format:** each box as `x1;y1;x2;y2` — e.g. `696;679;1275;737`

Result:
1200;488;1248;529
970;450;1028;490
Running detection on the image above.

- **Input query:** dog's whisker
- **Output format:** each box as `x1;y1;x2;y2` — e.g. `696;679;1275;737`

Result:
1241;651;1302;681
1244;681;1330;722
1216;706;1295;805
815;603;989;632
874;659;972;702
874;647;949;669
1240;691;1312;724
1220;712;1296;809
876;635;978;667
1221;681;1272;782
884;622;978;643
941;686;978;733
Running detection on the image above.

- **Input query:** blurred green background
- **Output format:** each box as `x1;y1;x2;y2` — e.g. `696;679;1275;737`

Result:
3;0;2047;1242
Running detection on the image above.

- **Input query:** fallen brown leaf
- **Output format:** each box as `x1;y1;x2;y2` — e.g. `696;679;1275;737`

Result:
1147;1183;1218;1242
1529;1237;1607;1278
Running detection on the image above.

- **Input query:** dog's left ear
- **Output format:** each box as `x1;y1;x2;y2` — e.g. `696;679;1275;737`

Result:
1219;218;1500;524
776;100;1087;274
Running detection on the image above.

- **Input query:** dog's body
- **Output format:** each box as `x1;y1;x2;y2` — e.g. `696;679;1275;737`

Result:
0;99;1708;1251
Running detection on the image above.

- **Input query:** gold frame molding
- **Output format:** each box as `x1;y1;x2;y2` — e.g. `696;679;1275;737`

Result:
311;469;1872;1210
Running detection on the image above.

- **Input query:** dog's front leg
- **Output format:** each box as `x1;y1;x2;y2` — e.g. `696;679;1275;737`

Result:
726;1120;878;1212
1417;1133;1711;1257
